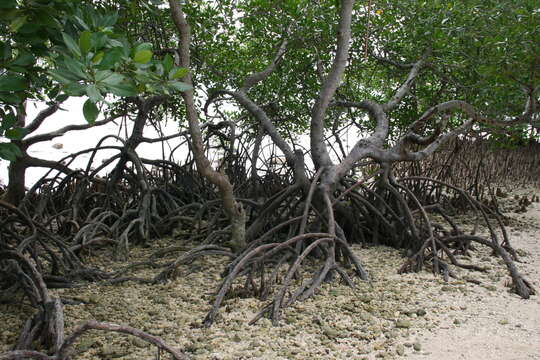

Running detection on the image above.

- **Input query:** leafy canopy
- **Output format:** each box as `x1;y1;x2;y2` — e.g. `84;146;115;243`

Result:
0;0;191;160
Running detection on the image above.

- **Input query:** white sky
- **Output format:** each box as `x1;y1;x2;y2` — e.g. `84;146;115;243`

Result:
0;98;187;187
0;97;361;188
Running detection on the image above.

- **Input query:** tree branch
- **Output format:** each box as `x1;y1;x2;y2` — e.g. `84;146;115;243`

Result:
392;120;474;161
24;102;62;135
55;320;188;360
241;32;290;92
369;50;416;69
140;130;189;143
205;90;296;166
24;156;73;175
327;100;388;182
168;0;247;251
382;49;430;112
23;113;123;146
310;0;355;169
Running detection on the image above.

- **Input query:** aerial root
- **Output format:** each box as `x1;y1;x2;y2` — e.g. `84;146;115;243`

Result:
0;250;181;359
203;222;368;327
0;320;189;360
154;244;234;283
396;177;536;299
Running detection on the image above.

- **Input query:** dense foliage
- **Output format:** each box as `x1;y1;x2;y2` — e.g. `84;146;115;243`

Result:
0;0;190;160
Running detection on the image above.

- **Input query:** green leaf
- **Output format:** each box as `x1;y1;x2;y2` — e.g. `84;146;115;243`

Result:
101;12;119;27
63;83;87;96
134;68;160;83
168;81;192;92
47;86;60;99
5;127;27;140
72;15;90;31
101;73;126;87
48;69;80;84
92;51;105;64
79;30;92;54
133;49;152;64
92;32;108;50
18;23;41;35
135;42;153;53
169;67;189;80
95;70;113;82
0;74;28;92
11;51;35;67
56;94;69;102
97;48;123;69
0;92;22;104
154;63;164;77
82;99;99;124
105;81;138;97
0;0;17;9
0;113;17;130
62;33;81;57
162;54;174;72
63;57;87;79
0;41;11;61
108;39;124;48
7;65;27;74
85;84;102;103
0;143;23;161
9;16;27;32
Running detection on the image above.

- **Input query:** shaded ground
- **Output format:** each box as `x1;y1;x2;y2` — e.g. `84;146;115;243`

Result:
0;189;539;360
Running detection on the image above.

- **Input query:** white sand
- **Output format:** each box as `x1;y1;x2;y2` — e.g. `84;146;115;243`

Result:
407;198;540;360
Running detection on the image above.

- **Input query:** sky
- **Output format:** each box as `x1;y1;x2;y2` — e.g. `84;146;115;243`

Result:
0;96;362;189
0;98;187;187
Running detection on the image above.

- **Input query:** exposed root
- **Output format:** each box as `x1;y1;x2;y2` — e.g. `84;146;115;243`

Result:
396;177;535;299
0;321;188;360
203;175;370;327
154;244;234;282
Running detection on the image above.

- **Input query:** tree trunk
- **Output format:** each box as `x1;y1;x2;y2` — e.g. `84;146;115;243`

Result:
168;0;246;251
3;156;27;206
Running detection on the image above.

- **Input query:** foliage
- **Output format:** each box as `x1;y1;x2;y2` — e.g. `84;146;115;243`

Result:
363;0;540;136
2;0;537;160
0;0;191;159
153;0;539;145
0;3;538;355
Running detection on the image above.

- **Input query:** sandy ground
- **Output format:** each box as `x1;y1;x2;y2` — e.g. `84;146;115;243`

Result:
407;195;540;360
0;189;539;359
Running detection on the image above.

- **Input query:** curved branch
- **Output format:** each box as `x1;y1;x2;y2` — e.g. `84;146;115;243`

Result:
140;130;189;143
0;350;53;360
205;89;296;166
310;0;355;169
369;50;416;69
325;101;387;183
381;49;430;112
24;102;62;135
169;0;247;251
332;100;388;141
55;320;188;360
392;120;474;162
23;113;124;146
25;156;73;175
241;33;290;91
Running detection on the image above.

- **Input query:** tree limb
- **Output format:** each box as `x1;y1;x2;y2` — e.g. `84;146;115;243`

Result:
169;0;247;251
23;113;124;146
382;49;430;112
241;32;290;92
24;102;62;135
310;0;355;169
